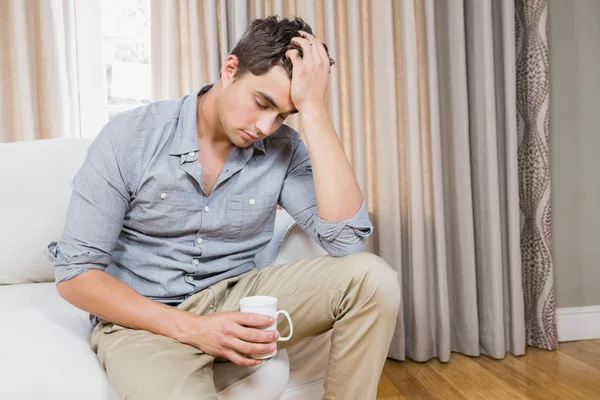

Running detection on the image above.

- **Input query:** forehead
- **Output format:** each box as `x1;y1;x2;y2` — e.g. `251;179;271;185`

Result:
239;67;293;108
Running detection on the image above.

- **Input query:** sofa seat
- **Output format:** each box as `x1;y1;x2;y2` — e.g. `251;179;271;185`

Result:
0;283;291;399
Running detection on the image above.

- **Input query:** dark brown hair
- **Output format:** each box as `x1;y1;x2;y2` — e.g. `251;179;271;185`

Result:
229;16;335;80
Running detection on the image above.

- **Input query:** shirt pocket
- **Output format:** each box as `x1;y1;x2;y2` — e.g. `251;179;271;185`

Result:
128;185;189;236
224;192;277;242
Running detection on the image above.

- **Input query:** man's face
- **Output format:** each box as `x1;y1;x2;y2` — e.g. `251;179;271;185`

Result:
216;65;298;148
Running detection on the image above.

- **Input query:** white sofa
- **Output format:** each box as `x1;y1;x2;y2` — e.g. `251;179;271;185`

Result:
0;138;332;400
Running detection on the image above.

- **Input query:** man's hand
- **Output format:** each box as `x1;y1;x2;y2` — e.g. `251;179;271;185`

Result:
176;312;279;366
285;30;331;112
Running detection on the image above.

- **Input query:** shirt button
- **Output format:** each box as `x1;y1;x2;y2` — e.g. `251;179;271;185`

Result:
249;199;255;205
160;193;167;199
193;259;200;265
186;275;194;282
196;238;203;244
188;151;195;157
204;206;210;212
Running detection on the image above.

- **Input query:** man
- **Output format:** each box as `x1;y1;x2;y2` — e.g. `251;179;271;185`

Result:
45;16;400;400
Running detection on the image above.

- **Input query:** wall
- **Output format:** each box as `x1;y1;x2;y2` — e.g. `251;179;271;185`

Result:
549;0;600;308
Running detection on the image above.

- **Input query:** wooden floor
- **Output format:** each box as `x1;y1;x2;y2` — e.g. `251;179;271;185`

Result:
377;340;600;399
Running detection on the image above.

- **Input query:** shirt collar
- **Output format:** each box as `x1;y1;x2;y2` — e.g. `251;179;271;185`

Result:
253;138;266;153
169;84;266;156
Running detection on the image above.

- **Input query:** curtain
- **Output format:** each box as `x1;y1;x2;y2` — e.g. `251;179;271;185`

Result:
151;0;558;361
377;0;527;360
516;0;557;349
0;0;79;142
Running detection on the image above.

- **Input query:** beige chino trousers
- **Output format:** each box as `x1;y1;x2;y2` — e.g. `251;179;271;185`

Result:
91;252;401;400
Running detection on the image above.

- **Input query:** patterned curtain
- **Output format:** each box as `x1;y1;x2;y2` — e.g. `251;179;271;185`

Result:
516;0;558;349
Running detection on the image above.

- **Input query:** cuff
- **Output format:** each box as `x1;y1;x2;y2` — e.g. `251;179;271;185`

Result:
312;200;373;242
44;242;108;283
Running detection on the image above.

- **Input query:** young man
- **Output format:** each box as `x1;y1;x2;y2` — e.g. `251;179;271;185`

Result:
45;16;400;400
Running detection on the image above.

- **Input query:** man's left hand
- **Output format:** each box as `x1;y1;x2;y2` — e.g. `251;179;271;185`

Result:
285;31;331;112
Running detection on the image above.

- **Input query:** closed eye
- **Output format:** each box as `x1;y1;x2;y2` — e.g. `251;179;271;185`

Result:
255;99;286;121
255;100;268;109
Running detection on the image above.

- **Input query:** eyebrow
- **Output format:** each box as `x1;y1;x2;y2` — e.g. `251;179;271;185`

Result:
255;90;298;115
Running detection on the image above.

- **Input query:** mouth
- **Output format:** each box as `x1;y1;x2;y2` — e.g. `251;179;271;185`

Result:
242;130;259;141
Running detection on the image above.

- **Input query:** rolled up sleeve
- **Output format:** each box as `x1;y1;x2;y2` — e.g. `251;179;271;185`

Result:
44;114;138;283
278;138;373;257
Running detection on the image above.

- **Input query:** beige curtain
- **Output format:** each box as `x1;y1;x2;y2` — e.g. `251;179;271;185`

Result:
0;0;79;143
371;0;526;361
152;0;560;361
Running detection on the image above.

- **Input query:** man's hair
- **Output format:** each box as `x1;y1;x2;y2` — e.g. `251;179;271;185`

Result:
229;16;335;80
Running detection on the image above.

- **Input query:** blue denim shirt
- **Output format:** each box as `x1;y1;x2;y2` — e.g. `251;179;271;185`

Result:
45;86;373;308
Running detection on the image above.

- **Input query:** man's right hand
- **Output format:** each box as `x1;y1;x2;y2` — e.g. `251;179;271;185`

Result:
175;311;280;366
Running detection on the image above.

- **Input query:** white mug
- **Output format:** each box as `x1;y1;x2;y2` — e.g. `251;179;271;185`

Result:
239;296;293;359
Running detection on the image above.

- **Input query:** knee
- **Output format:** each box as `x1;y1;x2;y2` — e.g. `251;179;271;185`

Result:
341;252;401;316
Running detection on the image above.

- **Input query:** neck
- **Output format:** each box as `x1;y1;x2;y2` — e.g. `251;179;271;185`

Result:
196;82;232;149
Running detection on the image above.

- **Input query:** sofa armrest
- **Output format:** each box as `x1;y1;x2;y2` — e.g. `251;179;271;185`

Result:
274;222;327;265
254;210;327;270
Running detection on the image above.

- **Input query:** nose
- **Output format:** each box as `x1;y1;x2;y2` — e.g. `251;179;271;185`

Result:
255;114;278;136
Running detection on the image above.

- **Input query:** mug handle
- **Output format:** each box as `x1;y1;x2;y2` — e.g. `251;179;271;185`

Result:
276;310;293;341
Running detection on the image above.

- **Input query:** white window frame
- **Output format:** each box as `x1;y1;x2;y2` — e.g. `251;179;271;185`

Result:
74;0;107;137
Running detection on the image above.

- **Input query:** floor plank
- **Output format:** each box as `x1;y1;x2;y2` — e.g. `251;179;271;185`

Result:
378;340;600;399
382;359;435;399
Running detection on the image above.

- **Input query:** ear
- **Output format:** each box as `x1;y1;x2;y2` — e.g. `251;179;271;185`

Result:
221;55;240;85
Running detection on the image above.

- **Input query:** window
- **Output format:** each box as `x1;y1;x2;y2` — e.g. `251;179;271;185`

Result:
75;0;151;137
102;0;151;119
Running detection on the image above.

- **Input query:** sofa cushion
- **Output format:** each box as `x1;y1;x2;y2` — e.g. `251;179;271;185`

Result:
0;138;94;284
0;283;116;399
0;283;289;399
215;350;289;399
280;332;330;399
